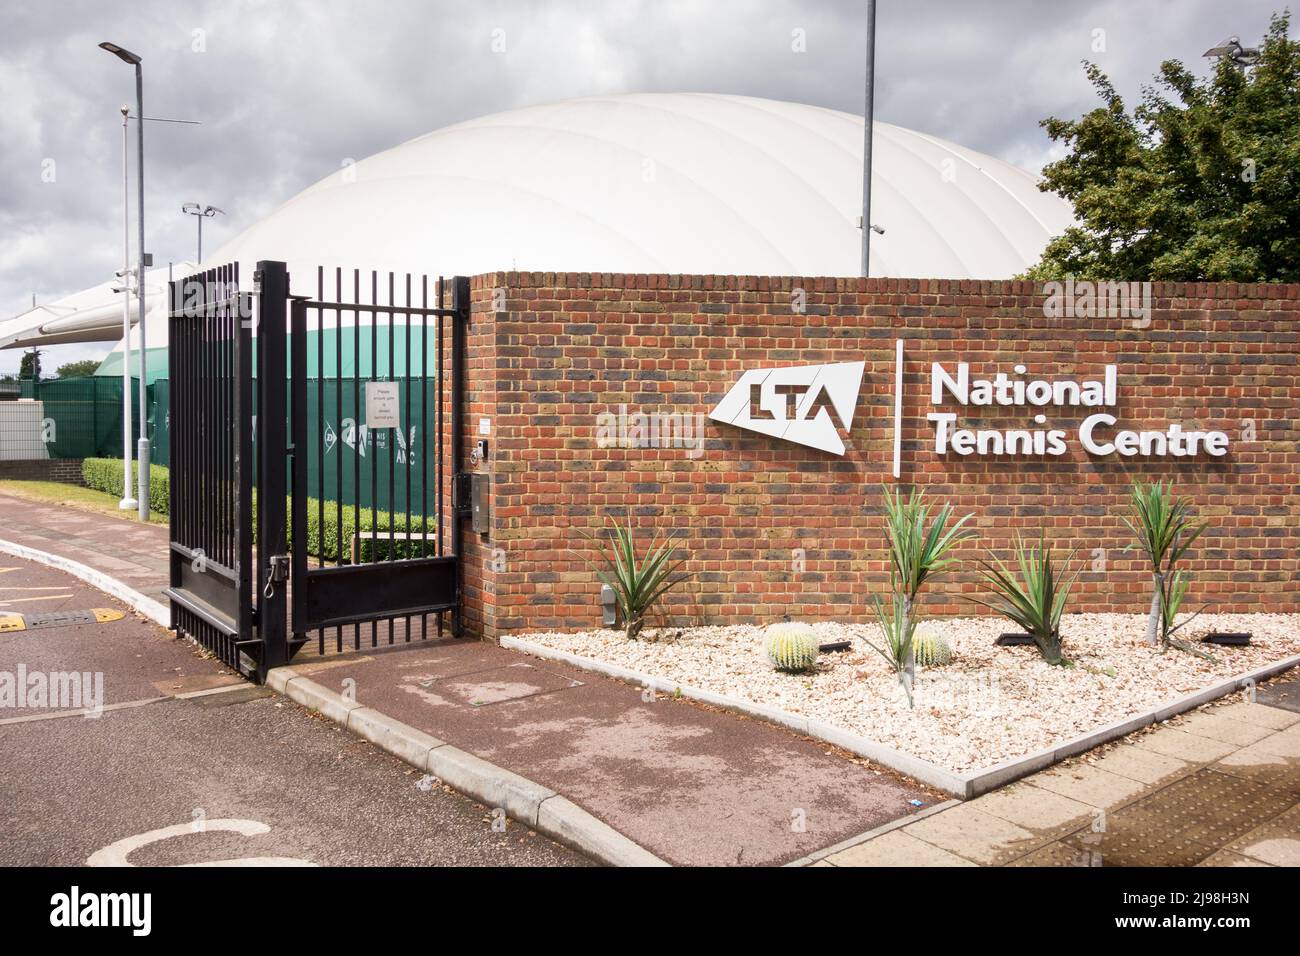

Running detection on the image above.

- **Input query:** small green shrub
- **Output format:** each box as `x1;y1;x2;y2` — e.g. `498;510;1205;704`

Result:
911;624;952;667
764;621;819;672
972;532;1078;666
81;457;169;515
82;458;433;562
574;516;687;641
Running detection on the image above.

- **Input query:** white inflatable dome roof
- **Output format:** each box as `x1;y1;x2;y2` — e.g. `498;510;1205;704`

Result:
211;92;1072;280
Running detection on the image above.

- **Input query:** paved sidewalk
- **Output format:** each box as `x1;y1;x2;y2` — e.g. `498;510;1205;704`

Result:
819;691;1300;867
0;492;171;606
0;492;939;865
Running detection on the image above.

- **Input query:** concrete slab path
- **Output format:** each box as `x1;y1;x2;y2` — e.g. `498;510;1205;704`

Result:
820;692;1300;867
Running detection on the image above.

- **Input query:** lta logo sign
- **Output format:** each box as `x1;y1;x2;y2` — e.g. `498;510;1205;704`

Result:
708;362;865;455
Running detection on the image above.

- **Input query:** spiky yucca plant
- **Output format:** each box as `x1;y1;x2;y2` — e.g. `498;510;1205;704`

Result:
764;621;818;672
1121;480;1208;648
972;533;1078;666
575;516;687;641
911;625;953;667
865;486;973;706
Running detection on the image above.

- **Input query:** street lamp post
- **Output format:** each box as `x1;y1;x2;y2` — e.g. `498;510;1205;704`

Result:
116;104;137;510
181;203;224;263
860;0;877;278
100;40;150;521
1203;36;1261;67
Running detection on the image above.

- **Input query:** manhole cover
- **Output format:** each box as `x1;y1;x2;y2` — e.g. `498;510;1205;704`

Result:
0;608;124;632
1256;674;1300;714
434;663;582;707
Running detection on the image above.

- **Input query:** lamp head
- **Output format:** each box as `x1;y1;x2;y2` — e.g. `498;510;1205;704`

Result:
99;41;142;65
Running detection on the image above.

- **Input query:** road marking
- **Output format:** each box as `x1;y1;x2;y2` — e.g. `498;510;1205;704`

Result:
0;696;167;726
88;819;316;867
0;607;126;632
0;594;72;606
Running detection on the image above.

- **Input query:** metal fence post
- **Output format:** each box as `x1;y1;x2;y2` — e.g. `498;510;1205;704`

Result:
451;275;469;638
254;260;290;681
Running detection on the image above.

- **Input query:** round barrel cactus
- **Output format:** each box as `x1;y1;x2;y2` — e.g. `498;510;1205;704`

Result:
911;624;953;667
765;621;819;672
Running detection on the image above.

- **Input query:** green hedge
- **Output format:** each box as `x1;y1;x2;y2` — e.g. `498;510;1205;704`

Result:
82;458;435;563
82;457;170;516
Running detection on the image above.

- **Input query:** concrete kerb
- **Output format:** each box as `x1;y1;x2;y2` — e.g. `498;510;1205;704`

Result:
268;666;669;867
0;537;169;626
502;636;1300;802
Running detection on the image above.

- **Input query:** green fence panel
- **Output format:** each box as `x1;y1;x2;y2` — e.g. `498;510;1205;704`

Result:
23;376;142;459
148;379;170;468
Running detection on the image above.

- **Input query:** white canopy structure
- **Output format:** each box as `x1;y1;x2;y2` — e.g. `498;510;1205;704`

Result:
4;93;1072;376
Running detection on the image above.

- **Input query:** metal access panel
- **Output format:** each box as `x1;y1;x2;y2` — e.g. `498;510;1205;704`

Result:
471;473;490;534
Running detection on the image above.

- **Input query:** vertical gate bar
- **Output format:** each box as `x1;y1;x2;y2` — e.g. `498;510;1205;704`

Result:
436;278;445;638
255;260;290;682
370;271;378;647
353;268;360;651
291;298;310;656
421;277;429;560
335;267;344;651
451;275;469;638
404;273;412;641
317;267;325;574
387;272;395;645
167;276;180;631
388;272;396;569
421;275;428;641
235;286;253;670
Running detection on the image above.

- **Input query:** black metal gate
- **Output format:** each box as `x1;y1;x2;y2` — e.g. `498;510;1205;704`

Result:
165;263;255;674
167;260;469;683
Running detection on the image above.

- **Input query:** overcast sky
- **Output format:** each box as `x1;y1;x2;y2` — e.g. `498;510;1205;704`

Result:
0;0;1287;374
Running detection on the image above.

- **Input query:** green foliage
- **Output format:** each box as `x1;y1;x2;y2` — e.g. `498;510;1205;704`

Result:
878;486;974;603
972;533;1078;666
19;350;41;380
764;621;819;672
575;516;687;641
55;360;101;379
82;457;169;516
911;625;953;667
1121;479;1209;647
1024;12;1300;282
81;458;432;562
865;486;974;706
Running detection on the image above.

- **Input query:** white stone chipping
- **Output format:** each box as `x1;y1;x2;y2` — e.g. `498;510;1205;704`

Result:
516;613;1300;774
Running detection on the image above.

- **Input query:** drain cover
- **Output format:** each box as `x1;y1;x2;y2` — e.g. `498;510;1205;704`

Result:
0;608;124;632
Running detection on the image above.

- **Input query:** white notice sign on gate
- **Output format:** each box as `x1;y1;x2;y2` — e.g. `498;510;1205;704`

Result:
365;381;401;430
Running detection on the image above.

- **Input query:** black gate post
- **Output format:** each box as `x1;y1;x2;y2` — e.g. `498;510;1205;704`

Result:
451;275;470;638
254;260;290;681
289;298;308;658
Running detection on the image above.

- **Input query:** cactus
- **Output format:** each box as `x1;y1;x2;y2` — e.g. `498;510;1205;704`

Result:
911;624;952;667
765;621;819;672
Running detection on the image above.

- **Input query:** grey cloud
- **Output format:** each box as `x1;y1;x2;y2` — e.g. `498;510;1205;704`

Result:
0;0;1285;373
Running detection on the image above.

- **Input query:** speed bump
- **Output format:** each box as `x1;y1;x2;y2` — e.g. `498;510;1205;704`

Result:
0;608;125;632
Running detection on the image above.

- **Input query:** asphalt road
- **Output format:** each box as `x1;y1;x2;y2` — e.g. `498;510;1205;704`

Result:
0;556;589;867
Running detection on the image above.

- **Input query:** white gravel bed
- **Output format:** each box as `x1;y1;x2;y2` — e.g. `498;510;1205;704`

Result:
515;613;1300;773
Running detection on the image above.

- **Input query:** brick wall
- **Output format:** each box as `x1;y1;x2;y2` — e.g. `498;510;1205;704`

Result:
458;274;1299;639
0;458;85;484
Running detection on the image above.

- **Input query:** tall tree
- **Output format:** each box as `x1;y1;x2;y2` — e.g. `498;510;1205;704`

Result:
19;350;42;380
54;359;102;379
1024;13;1299;282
